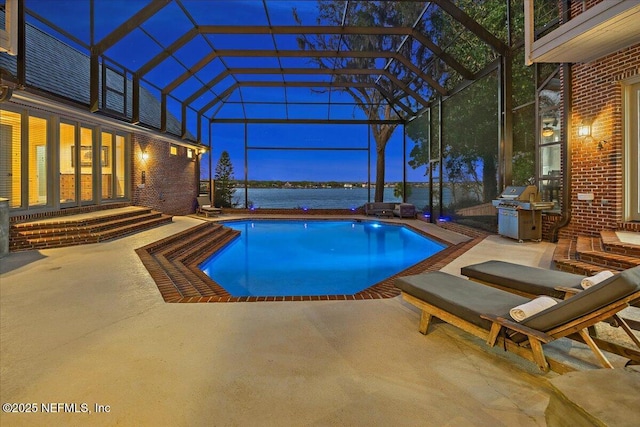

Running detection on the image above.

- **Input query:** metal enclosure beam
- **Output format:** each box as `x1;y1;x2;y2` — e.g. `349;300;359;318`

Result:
90;0;171;114
433;0;509;55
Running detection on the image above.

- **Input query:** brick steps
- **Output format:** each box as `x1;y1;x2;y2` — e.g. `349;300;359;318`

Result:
600;230;640;257
13;210;162;238
577;236;640;270
135;222;241;302
9;208;172;251
553;230;640;275
12;208;155;233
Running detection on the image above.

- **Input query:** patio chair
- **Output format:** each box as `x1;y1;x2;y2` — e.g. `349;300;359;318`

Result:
462;260;640;319
395;266;640;372
459;260;640;361
196;195;222;217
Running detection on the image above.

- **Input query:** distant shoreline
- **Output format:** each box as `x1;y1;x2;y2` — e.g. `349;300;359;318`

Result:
201;180;430;189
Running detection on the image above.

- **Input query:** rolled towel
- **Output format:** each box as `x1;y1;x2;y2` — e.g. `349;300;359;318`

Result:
509;296;558;322
580;270;614;289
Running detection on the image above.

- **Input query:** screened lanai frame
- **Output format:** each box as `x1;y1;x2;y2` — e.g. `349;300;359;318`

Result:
1;0;565;216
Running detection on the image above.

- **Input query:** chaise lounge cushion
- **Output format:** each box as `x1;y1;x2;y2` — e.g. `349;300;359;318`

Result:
396;272;530;330
461;260;584;299
519;266;640;336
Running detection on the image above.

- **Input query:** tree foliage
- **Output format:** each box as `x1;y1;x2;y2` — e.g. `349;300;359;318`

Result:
294;1;428;201
295;0;559;209
405;0;559;208
214;151;236;208
405;1;506;206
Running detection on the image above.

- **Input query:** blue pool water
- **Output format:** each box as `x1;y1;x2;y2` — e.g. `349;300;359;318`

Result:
199;220;445;297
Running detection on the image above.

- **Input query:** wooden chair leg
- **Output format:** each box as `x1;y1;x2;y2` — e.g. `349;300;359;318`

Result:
419;311;432;335
612;314;640;348
486;322;502;347
578;329;614;369
528;338;549;372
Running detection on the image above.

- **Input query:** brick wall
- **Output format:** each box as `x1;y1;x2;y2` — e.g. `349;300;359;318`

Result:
558;43;640;238
131;134;199;215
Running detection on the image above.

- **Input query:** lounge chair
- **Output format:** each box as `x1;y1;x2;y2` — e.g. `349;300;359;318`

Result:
396;266;640;372
461;260;640;324
459;260;640;361
196;195;222;217
460;260;584;299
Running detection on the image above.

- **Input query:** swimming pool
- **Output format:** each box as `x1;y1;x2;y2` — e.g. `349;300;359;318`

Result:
199;220;445;297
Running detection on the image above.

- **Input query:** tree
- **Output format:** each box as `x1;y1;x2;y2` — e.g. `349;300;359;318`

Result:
406;0;508;207
294;1;429;201
214;151;236;208
406;0;561;209
393;182;411;200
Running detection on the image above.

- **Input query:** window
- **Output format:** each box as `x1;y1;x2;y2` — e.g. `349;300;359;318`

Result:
101;132;114;199
170;144;178;155
0;112;51;209
537;69;562;211
59;122;76;203
0;0;18;55
80;126;94;202
3;106;130;212
115;135;126;198
625;80;640;221
28;116;48;207
0;108;21;208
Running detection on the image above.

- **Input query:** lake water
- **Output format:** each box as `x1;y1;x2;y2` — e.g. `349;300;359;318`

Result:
232;187;440;209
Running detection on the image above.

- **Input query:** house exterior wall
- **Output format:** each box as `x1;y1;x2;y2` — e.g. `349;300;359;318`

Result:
0;95;200;220
557;43;640;238
132;134;199;216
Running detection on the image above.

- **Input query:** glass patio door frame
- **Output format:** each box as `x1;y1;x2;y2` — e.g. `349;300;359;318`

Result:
99;130;129;201
26;113;51;209
58;121;98;207
624;78;640;221
0;105;53;211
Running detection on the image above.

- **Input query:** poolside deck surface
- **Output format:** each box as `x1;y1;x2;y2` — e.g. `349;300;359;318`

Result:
0;214;636;426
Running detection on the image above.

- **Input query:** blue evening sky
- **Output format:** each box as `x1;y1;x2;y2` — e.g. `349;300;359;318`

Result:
24;0;425;182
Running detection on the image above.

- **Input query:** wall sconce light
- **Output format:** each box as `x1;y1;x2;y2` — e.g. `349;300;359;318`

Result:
578;121;591;137
141;150;149;161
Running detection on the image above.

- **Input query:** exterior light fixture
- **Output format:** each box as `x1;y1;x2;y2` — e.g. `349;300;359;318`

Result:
141;150;149;160
578;122;591;137
541;126;554;137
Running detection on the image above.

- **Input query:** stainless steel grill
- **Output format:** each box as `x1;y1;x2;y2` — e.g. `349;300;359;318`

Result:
492;186;554;242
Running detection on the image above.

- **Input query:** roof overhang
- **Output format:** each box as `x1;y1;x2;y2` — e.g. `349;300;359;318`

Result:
526;0;640;64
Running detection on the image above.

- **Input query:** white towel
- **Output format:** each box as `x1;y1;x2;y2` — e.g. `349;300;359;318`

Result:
580;270;614;289
509;296;558;322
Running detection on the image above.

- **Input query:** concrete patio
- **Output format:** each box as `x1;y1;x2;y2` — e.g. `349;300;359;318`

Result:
0;215;636;426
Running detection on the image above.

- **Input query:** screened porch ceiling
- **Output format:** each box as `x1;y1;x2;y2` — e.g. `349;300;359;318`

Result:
24;0;515;130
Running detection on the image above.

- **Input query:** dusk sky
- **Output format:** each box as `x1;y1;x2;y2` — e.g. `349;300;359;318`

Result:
24;0;425;183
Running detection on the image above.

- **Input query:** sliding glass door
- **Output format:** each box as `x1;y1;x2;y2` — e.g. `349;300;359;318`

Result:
627;81;640;221
0;108;49;209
